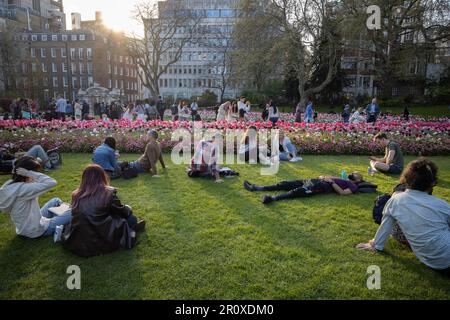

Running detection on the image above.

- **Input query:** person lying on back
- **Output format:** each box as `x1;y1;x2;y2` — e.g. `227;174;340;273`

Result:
244;172;364;204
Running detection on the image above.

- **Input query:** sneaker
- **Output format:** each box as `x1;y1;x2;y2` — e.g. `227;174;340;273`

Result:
54;225;64;243
289;157;303;163
262;195;274;205
133;220;146;233
243;181;256;192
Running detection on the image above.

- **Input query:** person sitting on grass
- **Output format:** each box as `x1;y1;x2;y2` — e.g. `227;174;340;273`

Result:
369;132;404;175
239;126;273;166
189;137;223;184
63;165;145;258
129;130;166;177
93;137;122;180
278;131;302;163
0;156;71;239
244;172;364;204
357;158;450;276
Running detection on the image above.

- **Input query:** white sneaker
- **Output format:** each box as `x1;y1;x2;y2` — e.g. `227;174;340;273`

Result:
290;157;303;163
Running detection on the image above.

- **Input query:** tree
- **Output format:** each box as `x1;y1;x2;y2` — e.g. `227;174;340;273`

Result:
0;25;21;95
271;0;342;108
232;0;284;93
128;1;202;99
341;0;450;99
200;34;235;102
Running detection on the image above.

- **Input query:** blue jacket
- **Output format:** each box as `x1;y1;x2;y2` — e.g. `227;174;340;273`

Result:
365;103;380;116
93;144;117;172
305;104;313;117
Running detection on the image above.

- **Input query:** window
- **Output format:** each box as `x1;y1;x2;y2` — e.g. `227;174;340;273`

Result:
62;35;68;41
31;63;37;72
41;48;46;58
43;77;48;86
51;48;57;58
53;77;58;87
79;34;86;41
78;48;84;59
62;63;67;72
108;65;112;74
70;48;76;60
108;79;112;88
87;48;92;60
52;35;58;41
392;87;399;96
61;48;66;58
31;35;37;41
71;35;77;41
41;35;47;41
71;62;77;74
221;9;235;17
87;62;93;75
79;63;84;74
72;78;78;89
42;63;47;72
63;77;68;87
31;48;36;58
206;10;220;18
52;63;57;73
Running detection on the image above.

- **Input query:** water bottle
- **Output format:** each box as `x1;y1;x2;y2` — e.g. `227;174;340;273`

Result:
341;170;348;180
54;225;64;243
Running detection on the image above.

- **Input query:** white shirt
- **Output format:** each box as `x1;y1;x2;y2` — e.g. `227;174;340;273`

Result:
374;189;450;270
238;101;249;112
0;171;56;238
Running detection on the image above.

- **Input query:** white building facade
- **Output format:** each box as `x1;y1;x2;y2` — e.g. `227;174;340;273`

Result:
147;0;242;102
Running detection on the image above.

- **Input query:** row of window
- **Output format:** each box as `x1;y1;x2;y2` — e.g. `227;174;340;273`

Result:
21;62;94;75
106;52;135;65
159;78;221;89
15;76;94;90
107;80;139;91
161;65;226;76
30;47;93;60
23;34;90;42
161;51;225;63
108;65;138;78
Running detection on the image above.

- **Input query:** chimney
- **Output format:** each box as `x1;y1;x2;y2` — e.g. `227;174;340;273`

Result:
95;11;103;23
71;12;81;30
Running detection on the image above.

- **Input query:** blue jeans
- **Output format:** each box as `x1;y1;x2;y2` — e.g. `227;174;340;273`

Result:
26;145;51;169
40;198;72;237
279;141;298;161
129;161;147;173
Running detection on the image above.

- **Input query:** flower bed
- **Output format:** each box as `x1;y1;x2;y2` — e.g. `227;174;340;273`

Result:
1;113;449;156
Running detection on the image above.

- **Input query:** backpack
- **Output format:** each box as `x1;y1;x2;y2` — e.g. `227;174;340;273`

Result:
372;184;407;224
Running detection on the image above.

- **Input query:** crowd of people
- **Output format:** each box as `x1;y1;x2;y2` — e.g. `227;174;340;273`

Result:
0;93;448;276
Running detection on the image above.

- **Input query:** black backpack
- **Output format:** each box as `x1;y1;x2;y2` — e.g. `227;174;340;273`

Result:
372;184;407;224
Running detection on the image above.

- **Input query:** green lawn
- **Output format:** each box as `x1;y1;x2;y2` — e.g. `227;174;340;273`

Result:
0;154;449;299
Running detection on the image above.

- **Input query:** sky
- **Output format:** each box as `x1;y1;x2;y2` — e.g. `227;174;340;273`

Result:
63;0;147;36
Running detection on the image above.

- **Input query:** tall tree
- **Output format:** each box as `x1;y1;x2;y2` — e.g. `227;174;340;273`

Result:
127;1;202;99
271;0;343;108
232;0;284;93
341;0;450;98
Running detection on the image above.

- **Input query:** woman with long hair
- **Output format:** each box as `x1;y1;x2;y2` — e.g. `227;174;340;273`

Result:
63;165;145;257
226;101;239;123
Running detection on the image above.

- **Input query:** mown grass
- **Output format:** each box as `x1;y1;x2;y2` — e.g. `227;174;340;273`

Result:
0;154;449;299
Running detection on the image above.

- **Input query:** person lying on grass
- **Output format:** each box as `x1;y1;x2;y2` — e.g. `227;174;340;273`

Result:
0;156;71;239
128;129;166;177
357;158;450;276
244;172;364;204
63;164;145;258
369;132;404;175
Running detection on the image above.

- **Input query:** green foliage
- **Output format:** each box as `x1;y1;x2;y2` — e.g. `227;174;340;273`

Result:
1;154;450;299
195;90;218;107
